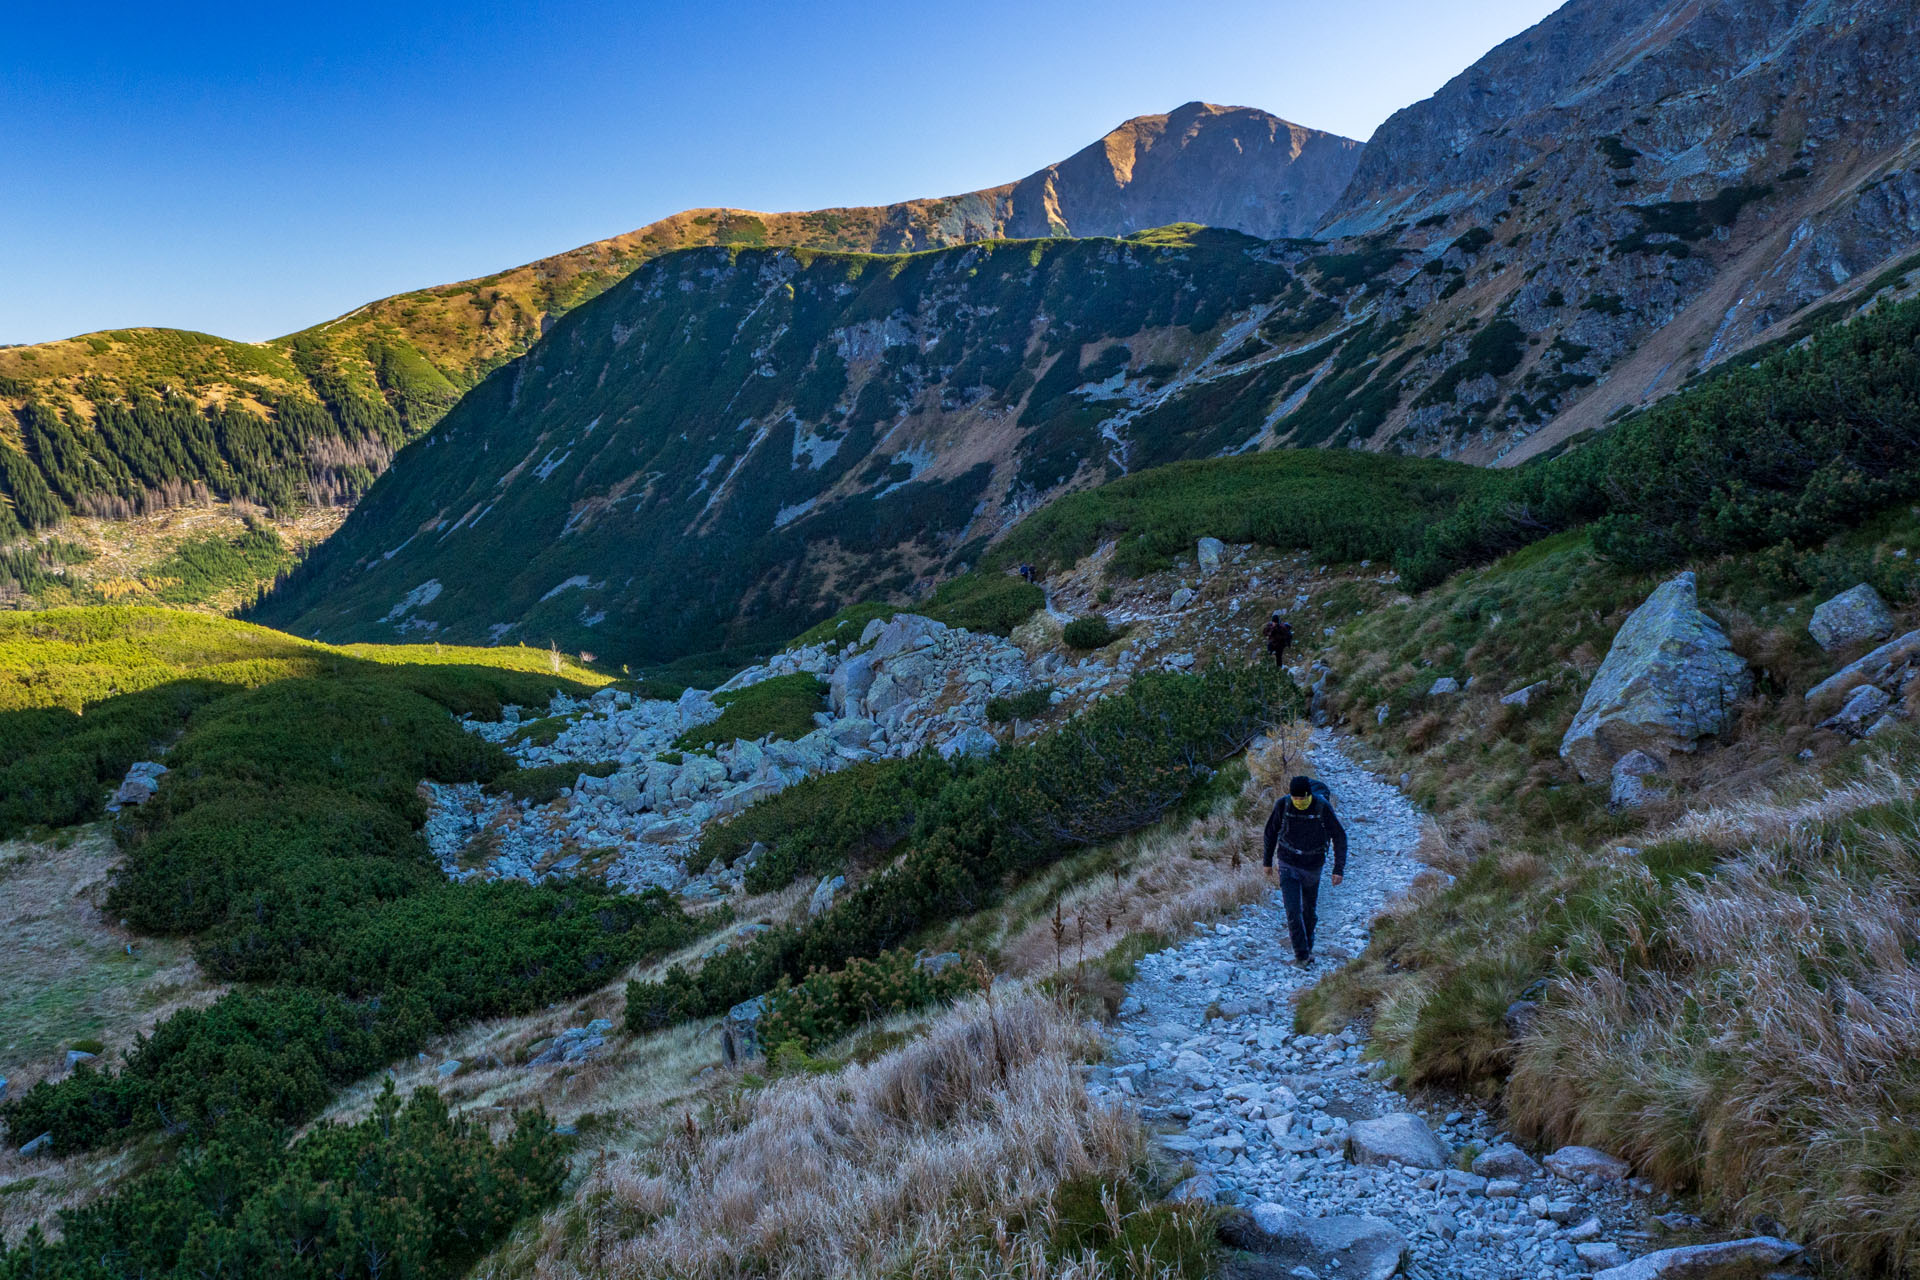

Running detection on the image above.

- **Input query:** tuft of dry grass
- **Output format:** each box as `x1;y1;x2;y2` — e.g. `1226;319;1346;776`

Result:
491;986;1170;1280
1511;778;1920;1276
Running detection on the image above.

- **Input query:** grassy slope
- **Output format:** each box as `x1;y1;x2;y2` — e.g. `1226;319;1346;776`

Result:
1290;505;1920;1272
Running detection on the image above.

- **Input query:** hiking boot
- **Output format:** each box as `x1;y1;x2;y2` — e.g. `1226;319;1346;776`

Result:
1293;954;1313;969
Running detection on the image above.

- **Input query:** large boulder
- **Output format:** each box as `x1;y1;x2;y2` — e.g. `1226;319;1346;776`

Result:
869;614;944;660
1809;583;1895;652
107;761;168;811
1560;573;1751;782
1197;537;1225;576
1345;1112;1450;1169
1593;1237;1802;1280
1544;1144;1630;1183
937;726;998;760
1228;1205;1409;1280
1471;1142;1542;1179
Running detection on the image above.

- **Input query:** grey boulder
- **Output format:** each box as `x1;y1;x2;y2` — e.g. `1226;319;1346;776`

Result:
1561;573;1751;782
1544;1144;1630;1182
1197;537;1225;576
107;761;168;811
1236;1204;1410;1280
1824;683;1892;735
721;995;766;1065
1594;1237;1802;1280
1471;1141;1542;1179
1610;749;1668;808
1346;1112;1450;1169
1809;583;1895;651
808;874;846;917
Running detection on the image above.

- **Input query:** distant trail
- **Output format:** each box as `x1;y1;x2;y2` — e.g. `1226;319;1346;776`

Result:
1090;731;1651;1278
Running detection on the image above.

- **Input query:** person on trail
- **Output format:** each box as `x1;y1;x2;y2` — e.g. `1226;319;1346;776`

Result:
1263;775;1347;967
1261;613;1293;670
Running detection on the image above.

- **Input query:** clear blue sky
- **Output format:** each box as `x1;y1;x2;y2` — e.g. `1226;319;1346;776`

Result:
1;0;1562;346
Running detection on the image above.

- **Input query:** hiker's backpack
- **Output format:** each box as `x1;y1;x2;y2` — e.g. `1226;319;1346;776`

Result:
1266;619;1292;649
1307;778;1335;811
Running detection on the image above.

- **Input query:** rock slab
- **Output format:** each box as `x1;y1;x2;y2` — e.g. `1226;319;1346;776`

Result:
1593;1236;1802;1280
1561;573;1750;782
1243;1205;1410;1280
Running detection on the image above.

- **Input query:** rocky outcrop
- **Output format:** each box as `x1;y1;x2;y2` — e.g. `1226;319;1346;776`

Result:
1233;1205;1409;1280
1593;1237;1802;1280
1806;627;1920;703
1561;574;1750;783
1809;583;1895;651
1544;1145;1630;1184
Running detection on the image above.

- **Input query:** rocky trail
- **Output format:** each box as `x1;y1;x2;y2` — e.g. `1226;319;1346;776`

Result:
1087;731;1774;1280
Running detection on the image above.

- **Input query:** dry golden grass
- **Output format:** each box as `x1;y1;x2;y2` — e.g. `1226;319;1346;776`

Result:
1510;755;1920;1276
487;987;1164;1280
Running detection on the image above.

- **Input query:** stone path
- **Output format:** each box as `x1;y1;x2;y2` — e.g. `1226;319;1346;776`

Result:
1089;731;1663;1279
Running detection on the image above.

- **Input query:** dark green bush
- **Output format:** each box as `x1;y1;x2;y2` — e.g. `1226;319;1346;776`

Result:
922;575;1045;635
986;686;1054;723
0;1084;564;1280
486;760;619;804
1400;295;1920;588
695;754;953;895
760;949;983;1057
675;673;827;750
1061;616;1122;650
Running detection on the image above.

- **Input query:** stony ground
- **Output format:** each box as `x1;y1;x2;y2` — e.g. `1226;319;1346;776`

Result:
1090;732;1689;1280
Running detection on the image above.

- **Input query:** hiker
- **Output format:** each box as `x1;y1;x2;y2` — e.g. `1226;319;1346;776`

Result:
1018;563;1036;584
1262;775;1347;967
1261;612;1292;670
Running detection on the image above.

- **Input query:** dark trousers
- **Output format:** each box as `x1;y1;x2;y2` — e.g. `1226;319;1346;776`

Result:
1269;644;1289;669
1278;864;1321;960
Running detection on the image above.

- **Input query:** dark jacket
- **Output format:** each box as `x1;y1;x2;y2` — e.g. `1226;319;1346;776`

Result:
1263;619;1293;651
1263;796;1347;876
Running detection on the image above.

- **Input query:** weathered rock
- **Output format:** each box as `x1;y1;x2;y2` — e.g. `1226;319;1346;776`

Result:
1428;676;1460;696
1197;537;1225;576
1346;1112;1450;1169
808;874;846;917
1825;682;1892;734
1610;748;1668;808
722;996;766;1065
869;614;943;660
937;726;999;760
437;1059;461;1077
1166;1172;1219;1204
1578;1242;1631;1269
1501;681;1548;708
1471;1141;1542;1179
1169;587;1195;611
1807;627;1920;703
1809;583;1895;652
18;1132;53;1157
830;654;876;715
108;761;168;810
916;951;962;975
1593;1237;1802;1280
1544;1144;1630;1183
1243;1205;1410;1280
65;1050;97;1070
1561;573;1751;782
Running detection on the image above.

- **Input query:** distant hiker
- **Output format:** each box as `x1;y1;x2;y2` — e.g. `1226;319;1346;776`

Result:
1018;563;1036;584
1263;774;1347;967
1261;613;1293;670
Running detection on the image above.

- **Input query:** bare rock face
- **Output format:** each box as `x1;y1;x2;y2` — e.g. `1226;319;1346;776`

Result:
1000;102;1363;243
1561;573;1750;783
